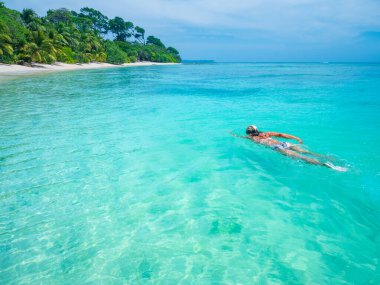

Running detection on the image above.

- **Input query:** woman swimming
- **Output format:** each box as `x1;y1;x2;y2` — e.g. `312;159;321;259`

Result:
231;125;347;172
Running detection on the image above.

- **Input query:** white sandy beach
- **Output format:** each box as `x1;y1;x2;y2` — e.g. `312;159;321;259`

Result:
0;61;179;78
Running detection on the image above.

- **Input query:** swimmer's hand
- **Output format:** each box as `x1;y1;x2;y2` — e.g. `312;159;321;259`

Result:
229;131;240;137
229;131;248;139
297;138;303;144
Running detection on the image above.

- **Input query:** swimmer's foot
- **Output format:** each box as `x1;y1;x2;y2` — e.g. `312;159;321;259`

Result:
324;162;348;172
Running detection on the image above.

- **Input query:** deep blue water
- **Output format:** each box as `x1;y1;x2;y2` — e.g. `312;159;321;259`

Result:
0;63;379;284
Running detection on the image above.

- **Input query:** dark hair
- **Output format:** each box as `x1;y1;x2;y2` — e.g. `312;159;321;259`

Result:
246;127;260;136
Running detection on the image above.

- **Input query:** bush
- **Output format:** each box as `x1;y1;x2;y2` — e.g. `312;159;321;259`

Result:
57;47;76;63
105;41;127;64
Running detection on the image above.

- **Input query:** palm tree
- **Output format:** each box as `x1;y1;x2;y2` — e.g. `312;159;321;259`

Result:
20;26;59;63
20;40;58;63
0;22;13;57
56;23;80;47
77;31;105;62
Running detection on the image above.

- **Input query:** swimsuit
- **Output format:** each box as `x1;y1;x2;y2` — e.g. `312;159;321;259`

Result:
272;142;291;150
257;137;292;150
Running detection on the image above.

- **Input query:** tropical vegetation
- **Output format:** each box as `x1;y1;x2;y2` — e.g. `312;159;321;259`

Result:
0;2;181;65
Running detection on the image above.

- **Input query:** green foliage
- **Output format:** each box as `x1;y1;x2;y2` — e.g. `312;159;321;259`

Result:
105;41;127;64
134;26;145;44
0;3;181;64
115;41;138;61
135;44;181;63
113;41;180;63
79;7;108;34
0;4;28;63
167;47;179;55
109;17;134;41
147;36;165;48
46;8;72;24
57;47;76;63
21;9;39;26
0;22;14;58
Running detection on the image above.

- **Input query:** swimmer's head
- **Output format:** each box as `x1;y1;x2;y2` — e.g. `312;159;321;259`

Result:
246;125;259;136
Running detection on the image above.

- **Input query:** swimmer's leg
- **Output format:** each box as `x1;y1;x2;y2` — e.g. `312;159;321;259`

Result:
289;145;332;159
277;149;347;171
278;149;323;165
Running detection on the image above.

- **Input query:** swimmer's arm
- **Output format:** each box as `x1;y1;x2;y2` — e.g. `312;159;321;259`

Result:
266;132;303;143
229;131;249;139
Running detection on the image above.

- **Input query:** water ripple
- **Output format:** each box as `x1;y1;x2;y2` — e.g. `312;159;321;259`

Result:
1;63;379;284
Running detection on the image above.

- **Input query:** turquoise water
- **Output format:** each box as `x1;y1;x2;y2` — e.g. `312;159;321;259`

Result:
0;63;379;284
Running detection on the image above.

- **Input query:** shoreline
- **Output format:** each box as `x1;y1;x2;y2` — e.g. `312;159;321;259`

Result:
0;62;179;80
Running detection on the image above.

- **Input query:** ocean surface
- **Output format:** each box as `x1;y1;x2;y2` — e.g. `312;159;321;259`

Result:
0;63;379;284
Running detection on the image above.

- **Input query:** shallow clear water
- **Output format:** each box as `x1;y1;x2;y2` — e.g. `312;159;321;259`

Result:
0;63;379;284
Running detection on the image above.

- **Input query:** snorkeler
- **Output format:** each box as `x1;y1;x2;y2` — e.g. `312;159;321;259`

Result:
231;125;347;172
